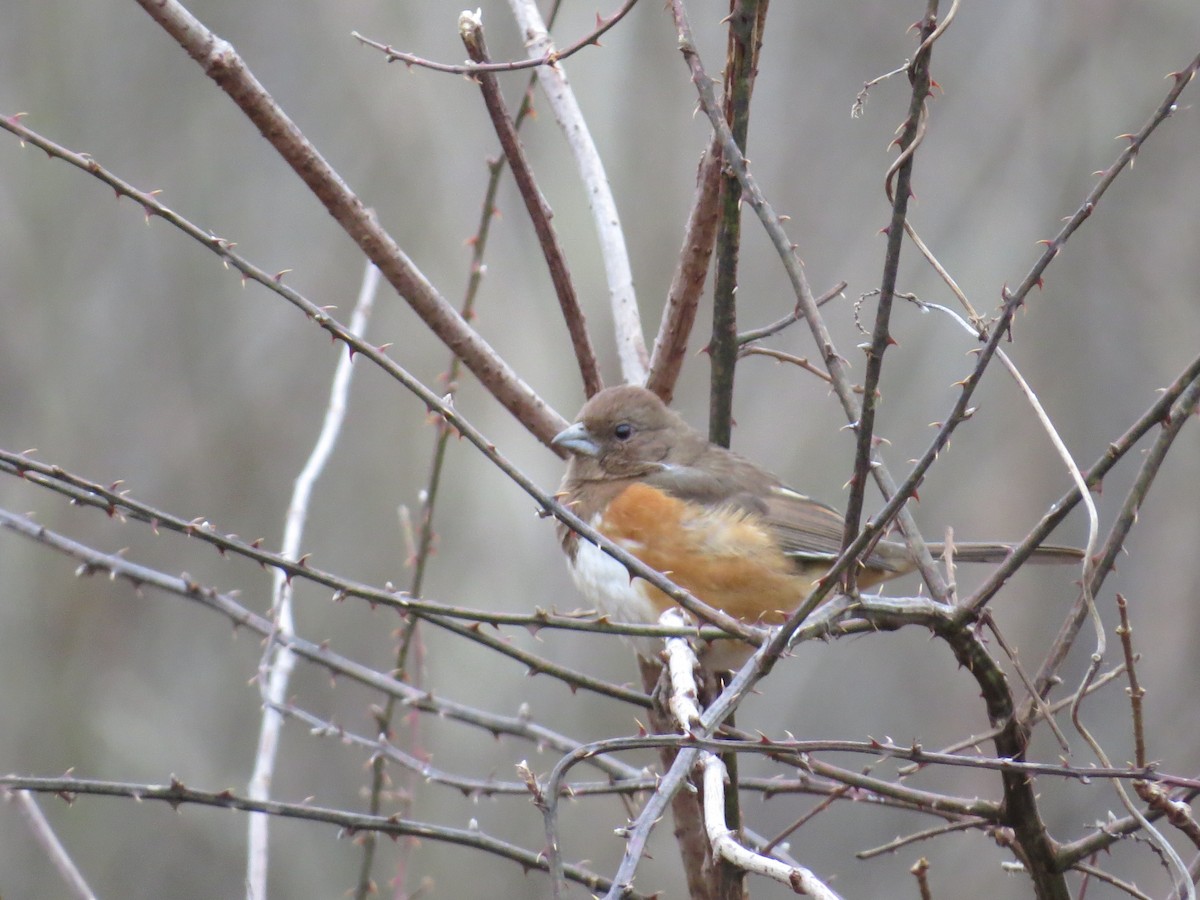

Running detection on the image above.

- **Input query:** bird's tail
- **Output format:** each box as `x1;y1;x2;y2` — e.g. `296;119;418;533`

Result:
926;542;1084;565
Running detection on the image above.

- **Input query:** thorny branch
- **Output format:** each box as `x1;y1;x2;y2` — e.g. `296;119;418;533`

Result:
2;775;635;897
351;0;640;76
3;3;1199;898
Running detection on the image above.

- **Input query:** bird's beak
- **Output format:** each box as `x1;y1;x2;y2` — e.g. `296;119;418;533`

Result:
552;422;600;457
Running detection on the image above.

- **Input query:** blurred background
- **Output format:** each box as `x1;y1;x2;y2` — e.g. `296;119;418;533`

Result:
1;1;1198;897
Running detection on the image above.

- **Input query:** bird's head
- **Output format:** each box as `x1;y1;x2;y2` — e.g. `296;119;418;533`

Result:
553;385;701;480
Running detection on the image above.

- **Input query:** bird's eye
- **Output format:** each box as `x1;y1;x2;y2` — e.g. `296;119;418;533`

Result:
613;422;634;441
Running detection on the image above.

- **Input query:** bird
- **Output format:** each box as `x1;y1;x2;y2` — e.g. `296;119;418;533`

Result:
552;384;1083;669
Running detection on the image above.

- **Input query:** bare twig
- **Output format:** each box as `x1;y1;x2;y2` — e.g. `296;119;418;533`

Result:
969;353;1200;620
129;0;564;445
707;0;769;448
350;0;639;75
906;296;1098;610
3;776;633;897
0;508;645;780
851;61;910;119
738;346;834;383
733;282;846;347
895;663;1128;777
459;11;602;397
702;753;842;898
843;0;942;594
506;0;648;384
275;701;657;799
1073;862;1155;900
911;856;933;900
637;658;716;900
0;448;729;639
247;261;381;899
661;609;702;731
0;114;567;447
858;820;983;859
10;791;96;900
1060;377;1200;900
668;0;950;618
355;27;562;890
646;140;723;402
1116;595;1147;769
1028;372;1200;710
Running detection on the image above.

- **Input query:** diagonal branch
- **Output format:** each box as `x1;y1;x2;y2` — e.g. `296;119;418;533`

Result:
507;0;648;385
0;507;647;779
132;0;563;445
843;0;941;591
460;11;602;397
646;140;723;402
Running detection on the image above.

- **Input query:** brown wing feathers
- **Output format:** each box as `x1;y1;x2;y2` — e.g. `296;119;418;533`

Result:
555;385;1082;591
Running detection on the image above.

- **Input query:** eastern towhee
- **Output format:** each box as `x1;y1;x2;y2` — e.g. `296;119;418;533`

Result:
553;384;1082;669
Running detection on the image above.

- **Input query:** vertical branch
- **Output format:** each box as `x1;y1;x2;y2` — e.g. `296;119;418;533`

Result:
460;11;603;398
708;0;768;447
841;0;939;585
506;0;649;385
707;10;770;897
936;623;1070;900
247;262;381;900
354;17;562;893
638;657;716;900
646;140;723;403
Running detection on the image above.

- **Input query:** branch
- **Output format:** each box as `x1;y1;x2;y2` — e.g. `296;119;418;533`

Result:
355;42;559;891
0;447;756;659
247;261;380;900
459;11;602;397
702;754;841;898
1024;371;1200;707
506;0;648;385
11;791;96;900
965;350;1200;618
2;776;632;897
275;701;658;799
646;140;723;403
128;0;565;445
844;0;943;594
707;0;769;447
0;507;646;780
350;0;639;75
732;281;845;347
667;0;947;615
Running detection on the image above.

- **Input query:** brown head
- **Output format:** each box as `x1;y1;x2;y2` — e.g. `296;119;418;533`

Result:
552;385;708;481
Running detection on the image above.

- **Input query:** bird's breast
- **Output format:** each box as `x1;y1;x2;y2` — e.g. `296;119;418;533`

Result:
567;482;816;626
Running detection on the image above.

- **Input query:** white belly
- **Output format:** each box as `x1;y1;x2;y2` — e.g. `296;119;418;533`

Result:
569;537;660;625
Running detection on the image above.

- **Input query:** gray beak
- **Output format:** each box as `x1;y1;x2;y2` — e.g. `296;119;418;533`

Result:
552;422;600;457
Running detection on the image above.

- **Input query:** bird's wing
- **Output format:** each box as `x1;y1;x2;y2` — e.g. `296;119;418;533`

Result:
758;485;848;562
643;453;857;566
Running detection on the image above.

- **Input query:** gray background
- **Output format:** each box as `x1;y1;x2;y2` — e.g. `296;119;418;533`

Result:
2;1;1198;897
